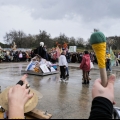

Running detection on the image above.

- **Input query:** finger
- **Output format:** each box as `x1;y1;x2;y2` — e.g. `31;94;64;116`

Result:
93;79;102;88
92;79;103;92
28;92;34;99
21;74;28;82
113;101;116;105
26;84;30;89
25;88;30;94
94;79;102;84
107;74;116;90
8;87;13;95
22;80;29;88
25;89;34;98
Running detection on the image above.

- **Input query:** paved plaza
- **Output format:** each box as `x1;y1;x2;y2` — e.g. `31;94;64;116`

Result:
0;62;120;119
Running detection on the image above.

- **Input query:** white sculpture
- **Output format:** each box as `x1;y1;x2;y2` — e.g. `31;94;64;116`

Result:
40;42;44;47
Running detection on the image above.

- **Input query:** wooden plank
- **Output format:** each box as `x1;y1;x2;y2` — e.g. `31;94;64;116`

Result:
25;109;52;119
0;110;52;119
0;112;4;119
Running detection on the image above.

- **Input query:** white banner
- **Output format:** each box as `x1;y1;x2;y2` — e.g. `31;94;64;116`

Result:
69;46;77;52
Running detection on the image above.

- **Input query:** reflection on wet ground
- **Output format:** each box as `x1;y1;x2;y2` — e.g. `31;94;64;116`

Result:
0;63;120;119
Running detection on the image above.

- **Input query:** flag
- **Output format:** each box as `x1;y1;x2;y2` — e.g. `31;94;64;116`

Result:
110;47;116;67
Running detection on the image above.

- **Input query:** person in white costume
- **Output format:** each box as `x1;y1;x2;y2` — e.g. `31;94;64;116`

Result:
59;51;68;81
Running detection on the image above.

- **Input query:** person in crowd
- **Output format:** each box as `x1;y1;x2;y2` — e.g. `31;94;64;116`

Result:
22;51;27;62
116;57;119;66
19;51;23;62
89;74;116;119
78;52;83;63
43;45;49;61
117;52;120;64
93;54;98;64
80;51;90;84
71;53;77;63
31;50;35;58
59;51;68;81
106;51;111;71
65;67;69;78
8;74;34;119
34;42;49;61
65;51;70;77
90;52;95;64
66;51;71;63
25;51;29;62
50;48;58;64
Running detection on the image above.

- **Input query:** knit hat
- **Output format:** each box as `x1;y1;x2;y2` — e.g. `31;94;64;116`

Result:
90;31;106;45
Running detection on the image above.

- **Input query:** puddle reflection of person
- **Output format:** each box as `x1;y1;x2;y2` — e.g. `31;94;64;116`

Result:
58;81;68;105
79;85;90;118
33;76;42;87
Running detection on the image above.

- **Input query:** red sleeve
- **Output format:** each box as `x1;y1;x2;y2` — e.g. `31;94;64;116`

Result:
80;56;85;69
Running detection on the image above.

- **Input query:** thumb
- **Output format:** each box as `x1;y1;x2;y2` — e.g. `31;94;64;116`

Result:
107;74;116;90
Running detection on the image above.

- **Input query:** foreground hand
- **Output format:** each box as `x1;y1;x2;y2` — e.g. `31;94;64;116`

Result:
92;74;116;104
8;74;34;119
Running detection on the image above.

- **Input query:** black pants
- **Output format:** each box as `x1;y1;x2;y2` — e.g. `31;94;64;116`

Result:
60;66;66;79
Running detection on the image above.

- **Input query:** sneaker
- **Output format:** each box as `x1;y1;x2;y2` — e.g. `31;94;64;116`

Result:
59;80;65;82
89;77;91;80
64;80;68;83
86;81;89;84
63;78;67;82
66;74;69;77
82;81;86;84
59;78;63;82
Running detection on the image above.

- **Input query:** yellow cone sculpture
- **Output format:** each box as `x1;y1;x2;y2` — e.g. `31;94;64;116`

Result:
90;31;107;87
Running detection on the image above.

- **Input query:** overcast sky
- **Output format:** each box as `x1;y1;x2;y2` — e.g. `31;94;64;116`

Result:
0;0;120;43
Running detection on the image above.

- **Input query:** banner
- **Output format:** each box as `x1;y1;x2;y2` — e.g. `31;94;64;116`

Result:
40;64;50;73
69;46;77;52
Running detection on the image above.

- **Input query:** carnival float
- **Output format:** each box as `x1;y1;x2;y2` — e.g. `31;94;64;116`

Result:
21;42;69;76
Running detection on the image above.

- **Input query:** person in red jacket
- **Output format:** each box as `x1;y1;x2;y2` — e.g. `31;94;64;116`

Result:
80;51;90;84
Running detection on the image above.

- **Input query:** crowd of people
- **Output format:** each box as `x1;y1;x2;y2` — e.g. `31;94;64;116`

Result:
0;46;120;118
0;49;94;64
0;47;120;67
0;50;34;63
1;29;120;119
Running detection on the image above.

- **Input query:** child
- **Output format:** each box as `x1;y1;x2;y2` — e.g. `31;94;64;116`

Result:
59;51;68;81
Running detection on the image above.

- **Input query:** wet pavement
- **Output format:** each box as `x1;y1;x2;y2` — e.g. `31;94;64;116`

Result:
0;62;120;119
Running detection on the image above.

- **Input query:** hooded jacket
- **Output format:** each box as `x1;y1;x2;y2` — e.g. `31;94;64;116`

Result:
59;55;68;67
80;54;90;71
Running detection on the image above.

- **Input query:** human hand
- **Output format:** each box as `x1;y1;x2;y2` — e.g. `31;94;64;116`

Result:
64;66;66;68
8;74;34;119
92;74;116;104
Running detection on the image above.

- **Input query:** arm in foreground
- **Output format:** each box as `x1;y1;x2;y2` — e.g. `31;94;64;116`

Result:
8;75;34;119
89;74;116;119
